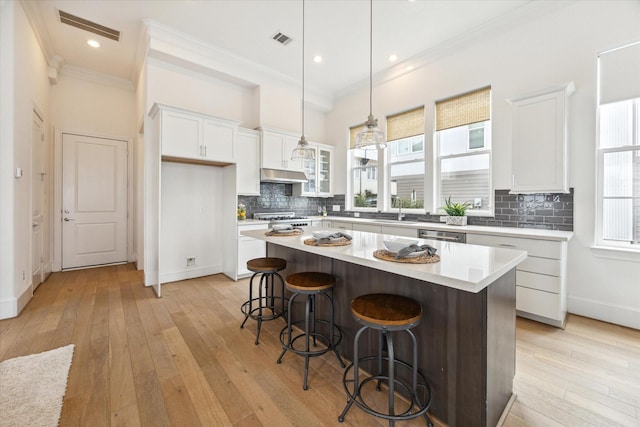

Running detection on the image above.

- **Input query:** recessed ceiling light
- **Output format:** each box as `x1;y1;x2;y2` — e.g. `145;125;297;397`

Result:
313;55;323;63
87;39;100;48
406;65;414;71
388;54;398;62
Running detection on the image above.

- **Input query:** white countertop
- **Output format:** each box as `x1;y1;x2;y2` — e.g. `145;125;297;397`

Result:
241;226;527;293
238;216;573;242
323;216;573;242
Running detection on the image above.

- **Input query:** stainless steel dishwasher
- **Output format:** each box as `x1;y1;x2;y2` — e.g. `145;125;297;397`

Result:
418;229;466;243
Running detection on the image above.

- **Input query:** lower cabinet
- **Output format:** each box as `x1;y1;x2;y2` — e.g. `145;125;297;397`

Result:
381;225;419;238
352;223;381;233
237;223;268;279
323;220;352;230
467;233;568;328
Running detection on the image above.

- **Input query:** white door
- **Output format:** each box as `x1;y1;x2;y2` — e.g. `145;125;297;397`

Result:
62;133;128;269
31;111;44;288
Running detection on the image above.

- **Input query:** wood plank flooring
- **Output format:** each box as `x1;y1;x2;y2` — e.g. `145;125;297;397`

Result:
1;264;638;426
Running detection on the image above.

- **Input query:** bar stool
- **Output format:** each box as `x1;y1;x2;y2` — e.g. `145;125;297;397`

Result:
338;293;433;427
240;257;287;345
277;272;345;390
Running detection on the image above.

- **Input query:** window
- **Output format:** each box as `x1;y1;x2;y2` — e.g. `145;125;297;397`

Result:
350;124;379;208
435;87;492;213
387;107;425;210
596;42;640;250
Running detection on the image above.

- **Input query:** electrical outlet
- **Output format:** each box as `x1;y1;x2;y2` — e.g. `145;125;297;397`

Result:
332;205;340;212
354;212;360;218
186;257;196;267
440;216;447;222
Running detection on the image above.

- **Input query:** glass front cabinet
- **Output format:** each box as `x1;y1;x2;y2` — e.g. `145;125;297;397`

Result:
298;143;333;197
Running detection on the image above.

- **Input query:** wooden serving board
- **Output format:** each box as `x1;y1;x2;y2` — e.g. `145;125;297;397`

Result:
265;229;303;237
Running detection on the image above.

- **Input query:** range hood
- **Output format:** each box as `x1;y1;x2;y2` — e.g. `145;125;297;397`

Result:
260;168;308;183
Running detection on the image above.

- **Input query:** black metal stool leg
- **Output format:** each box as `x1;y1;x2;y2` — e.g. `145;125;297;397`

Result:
240;272;258;329
386;331;396;427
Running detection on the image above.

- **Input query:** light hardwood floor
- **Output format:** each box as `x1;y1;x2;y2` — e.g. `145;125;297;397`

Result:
0;264;638;426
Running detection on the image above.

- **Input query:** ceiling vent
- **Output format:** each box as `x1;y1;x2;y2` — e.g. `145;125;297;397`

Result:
272;32;292;46
58;9;120;42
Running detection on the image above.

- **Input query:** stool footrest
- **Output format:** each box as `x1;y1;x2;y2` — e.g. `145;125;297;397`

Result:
340;355;432;424
241;296;287;321
278;320;343;358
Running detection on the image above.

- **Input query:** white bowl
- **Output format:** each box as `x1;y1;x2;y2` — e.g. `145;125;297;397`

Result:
272;224;292;231
312;231;333;239
383;238;418;253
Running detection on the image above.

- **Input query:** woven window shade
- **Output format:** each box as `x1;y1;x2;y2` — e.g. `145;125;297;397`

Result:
386;106;425;142
349;123;365;149
436;86;491;131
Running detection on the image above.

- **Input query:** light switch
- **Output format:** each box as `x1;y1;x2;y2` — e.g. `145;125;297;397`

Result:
15;167;23;178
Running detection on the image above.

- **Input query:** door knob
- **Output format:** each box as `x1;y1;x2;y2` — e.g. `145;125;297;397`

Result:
64;217;75;222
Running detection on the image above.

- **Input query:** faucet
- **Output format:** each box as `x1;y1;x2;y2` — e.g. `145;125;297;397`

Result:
398;203;405;221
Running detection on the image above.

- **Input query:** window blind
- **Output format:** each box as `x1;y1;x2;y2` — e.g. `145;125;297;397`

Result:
599;41;640;105
435;86;491;131
349;123;364;149
386;106;425;142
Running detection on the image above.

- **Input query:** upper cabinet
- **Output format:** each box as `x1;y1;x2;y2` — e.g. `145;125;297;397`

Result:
507;82;575;194
236;128;261;195
298;143;333;197
261;128;304;172
151;104;239;165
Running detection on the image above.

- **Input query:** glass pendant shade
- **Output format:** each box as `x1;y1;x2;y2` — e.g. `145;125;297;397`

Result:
291;135;315;160
355;114;386;150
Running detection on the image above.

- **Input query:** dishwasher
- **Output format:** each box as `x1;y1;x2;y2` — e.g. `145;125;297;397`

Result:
418;229;466;243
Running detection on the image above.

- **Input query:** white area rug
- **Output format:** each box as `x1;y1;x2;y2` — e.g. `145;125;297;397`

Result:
0;344;75;427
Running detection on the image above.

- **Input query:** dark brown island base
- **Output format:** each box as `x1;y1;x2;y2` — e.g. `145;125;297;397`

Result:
241;228;527;427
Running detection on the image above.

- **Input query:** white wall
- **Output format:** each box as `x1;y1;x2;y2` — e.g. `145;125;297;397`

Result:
327;1;640;329
0;1;51;319
50;73;136;138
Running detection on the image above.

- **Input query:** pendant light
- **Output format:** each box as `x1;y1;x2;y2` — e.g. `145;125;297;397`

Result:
354;0;386;150
291;0;315;161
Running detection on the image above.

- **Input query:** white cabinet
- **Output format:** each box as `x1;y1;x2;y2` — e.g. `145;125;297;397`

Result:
236;129;261;195
261;128;304;172
381;225;419;238
152;104;239;164
237;223;268;279
467;233;568;328
507;82;574;194
323;220;352;230
298;143;333;197
352;223;381;233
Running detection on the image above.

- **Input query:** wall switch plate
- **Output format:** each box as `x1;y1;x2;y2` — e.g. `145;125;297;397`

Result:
332;205;340;212
186;257;196;267
354;212;360;217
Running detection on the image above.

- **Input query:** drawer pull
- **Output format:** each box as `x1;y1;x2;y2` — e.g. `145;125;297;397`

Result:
499;243;517;248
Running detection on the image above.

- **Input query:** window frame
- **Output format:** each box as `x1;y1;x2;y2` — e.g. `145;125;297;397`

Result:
386;134;426;212
595;100;640;251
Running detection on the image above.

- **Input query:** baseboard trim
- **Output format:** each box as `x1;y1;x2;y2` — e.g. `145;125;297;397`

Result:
159;265;222;284
0;286;33;320
568;295;640;330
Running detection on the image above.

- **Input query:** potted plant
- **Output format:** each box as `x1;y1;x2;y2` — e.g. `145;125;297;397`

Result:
443;196;471;226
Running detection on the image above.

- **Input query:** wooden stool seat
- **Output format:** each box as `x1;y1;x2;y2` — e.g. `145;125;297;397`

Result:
247;257;287;273
285;272;335;292
351;293;422;328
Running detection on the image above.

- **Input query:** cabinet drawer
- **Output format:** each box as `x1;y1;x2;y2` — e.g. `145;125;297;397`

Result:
381;226;418;238
516;286;562;321
516;270;560;293
517;256;560;276
353;223;381;233
331;222;353;230
467;234;562;259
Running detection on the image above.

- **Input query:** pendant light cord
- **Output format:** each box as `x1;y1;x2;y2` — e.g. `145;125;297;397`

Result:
369;0;373;117
301;0;305;137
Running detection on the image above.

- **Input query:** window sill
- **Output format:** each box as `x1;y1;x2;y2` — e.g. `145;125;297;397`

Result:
590;245;640;262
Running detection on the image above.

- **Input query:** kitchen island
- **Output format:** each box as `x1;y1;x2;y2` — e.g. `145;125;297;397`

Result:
241;227;527;427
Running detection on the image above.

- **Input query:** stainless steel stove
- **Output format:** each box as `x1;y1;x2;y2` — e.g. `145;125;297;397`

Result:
254;212;313;228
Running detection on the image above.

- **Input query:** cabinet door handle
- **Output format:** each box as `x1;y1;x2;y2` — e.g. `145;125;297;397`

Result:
498;243;517;248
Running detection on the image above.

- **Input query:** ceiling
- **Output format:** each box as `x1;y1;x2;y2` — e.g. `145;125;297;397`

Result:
25;0;550;97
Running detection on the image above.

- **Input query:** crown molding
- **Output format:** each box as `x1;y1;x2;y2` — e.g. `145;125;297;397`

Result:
60;64;134;91
144;19;333;112
335;0;574;101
